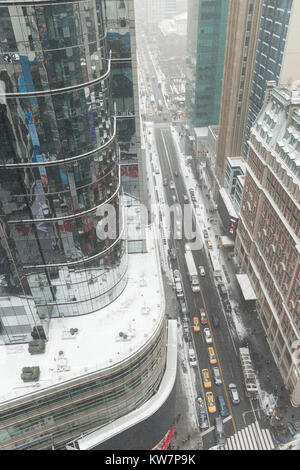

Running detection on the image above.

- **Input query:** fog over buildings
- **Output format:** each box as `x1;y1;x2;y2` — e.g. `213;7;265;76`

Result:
0;0;299;452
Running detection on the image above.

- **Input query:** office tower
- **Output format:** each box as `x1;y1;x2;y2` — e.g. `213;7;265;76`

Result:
244;0;300;157
144;0;177;30
215;0;263;193
0;0;176;450
235;84;300;405
185;0;229;129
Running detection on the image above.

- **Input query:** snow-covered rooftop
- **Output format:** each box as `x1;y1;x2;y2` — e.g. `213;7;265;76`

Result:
0;226;164;406
236;274;257;301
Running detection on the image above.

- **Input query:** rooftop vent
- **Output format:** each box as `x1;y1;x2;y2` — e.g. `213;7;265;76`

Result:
21;366;40;382
28;340;46;355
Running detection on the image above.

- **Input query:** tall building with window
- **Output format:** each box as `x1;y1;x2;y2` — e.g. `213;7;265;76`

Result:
244;0;300;157
185;0;229;129
0;0;176;450
235;84;300;404
214;0;263;193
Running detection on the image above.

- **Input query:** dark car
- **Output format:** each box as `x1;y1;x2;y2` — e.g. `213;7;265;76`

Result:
218;283;228;298
196;397;209;429
212;314;220;328
217;395;229;417
223;300;232;313
170;248;177;260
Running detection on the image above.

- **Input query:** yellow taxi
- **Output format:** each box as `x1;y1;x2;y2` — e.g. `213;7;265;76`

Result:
193;316;200;332
206;391;216;413
205;240;213;250
201;369;212;389
208;347;217;364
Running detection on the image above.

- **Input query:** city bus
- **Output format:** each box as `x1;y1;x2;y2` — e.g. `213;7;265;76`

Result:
184;251;200;292
239;347;258;399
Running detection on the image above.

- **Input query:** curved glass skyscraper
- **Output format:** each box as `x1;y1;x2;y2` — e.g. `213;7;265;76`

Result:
0;0;127;333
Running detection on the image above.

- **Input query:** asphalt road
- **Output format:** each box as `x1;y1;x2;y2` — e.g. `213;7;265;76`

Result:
154;124;260;449
140;41;263;449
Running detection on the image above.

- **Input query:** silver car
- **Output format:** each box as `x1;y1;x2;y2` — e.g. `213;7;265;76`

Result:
212;366;222;385
229;383;240;404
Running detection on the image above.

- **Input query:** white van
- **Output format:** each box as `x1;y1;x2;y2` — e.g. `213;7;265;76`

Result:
189;349;197;367
175;281;183;298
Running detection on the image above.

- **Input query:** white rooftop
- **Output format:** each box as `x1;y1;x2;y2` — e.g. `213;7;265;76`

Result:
0;226;164;406
236;274;257;301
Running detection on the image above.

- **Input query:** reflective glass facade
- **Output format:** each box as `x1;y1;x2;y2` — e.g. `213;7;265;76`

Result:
186;0;229;128
244;0;293;157
0;0;128;334
105;0;141;200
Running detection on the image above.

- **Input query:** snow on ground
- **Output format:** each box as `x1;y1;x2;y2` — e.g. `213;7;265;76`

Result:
257;381;277;416
177;325;199;433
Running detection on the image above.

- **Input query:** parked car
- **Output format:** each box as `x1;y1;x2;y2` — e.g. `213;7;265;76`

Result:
183;194;189;203
175;281;184;298
203;327;212;344
203;229;209;239
217;395;229;417
196;397;209;430
206;392;216;413
174;170;179;177
173;269;181;283
199;266;206;277
189;188;194;196
205;239;213;250
183;325;191;343
179;299;188;315
228;383;240;404
193;317;200;332
200;308;208;325
201;369;212;389
218;283;228;298
188;348;197;367
212;366;222;385
212;314;220;328
215;416;226;446
223;299;232;313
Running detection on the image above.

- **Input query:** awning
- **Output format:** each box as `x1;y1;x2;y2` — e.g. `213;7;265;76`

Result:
220;236;235;247
236;274;257;301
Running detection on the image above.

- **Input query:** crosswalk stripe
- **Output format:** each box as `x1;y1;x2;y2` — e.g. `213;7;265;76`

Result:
230;435;237;450
264;428;275;450
237;430;246;450
233;433;240;449
226;439;232;450
242;428;250;450
261;429;272;450
254;420;265;450
212;421;275;450
247;424;259;450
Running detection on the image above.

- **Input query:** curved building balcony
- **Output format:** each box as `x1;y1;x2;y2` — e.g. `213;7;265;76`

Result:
0;0;127;320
